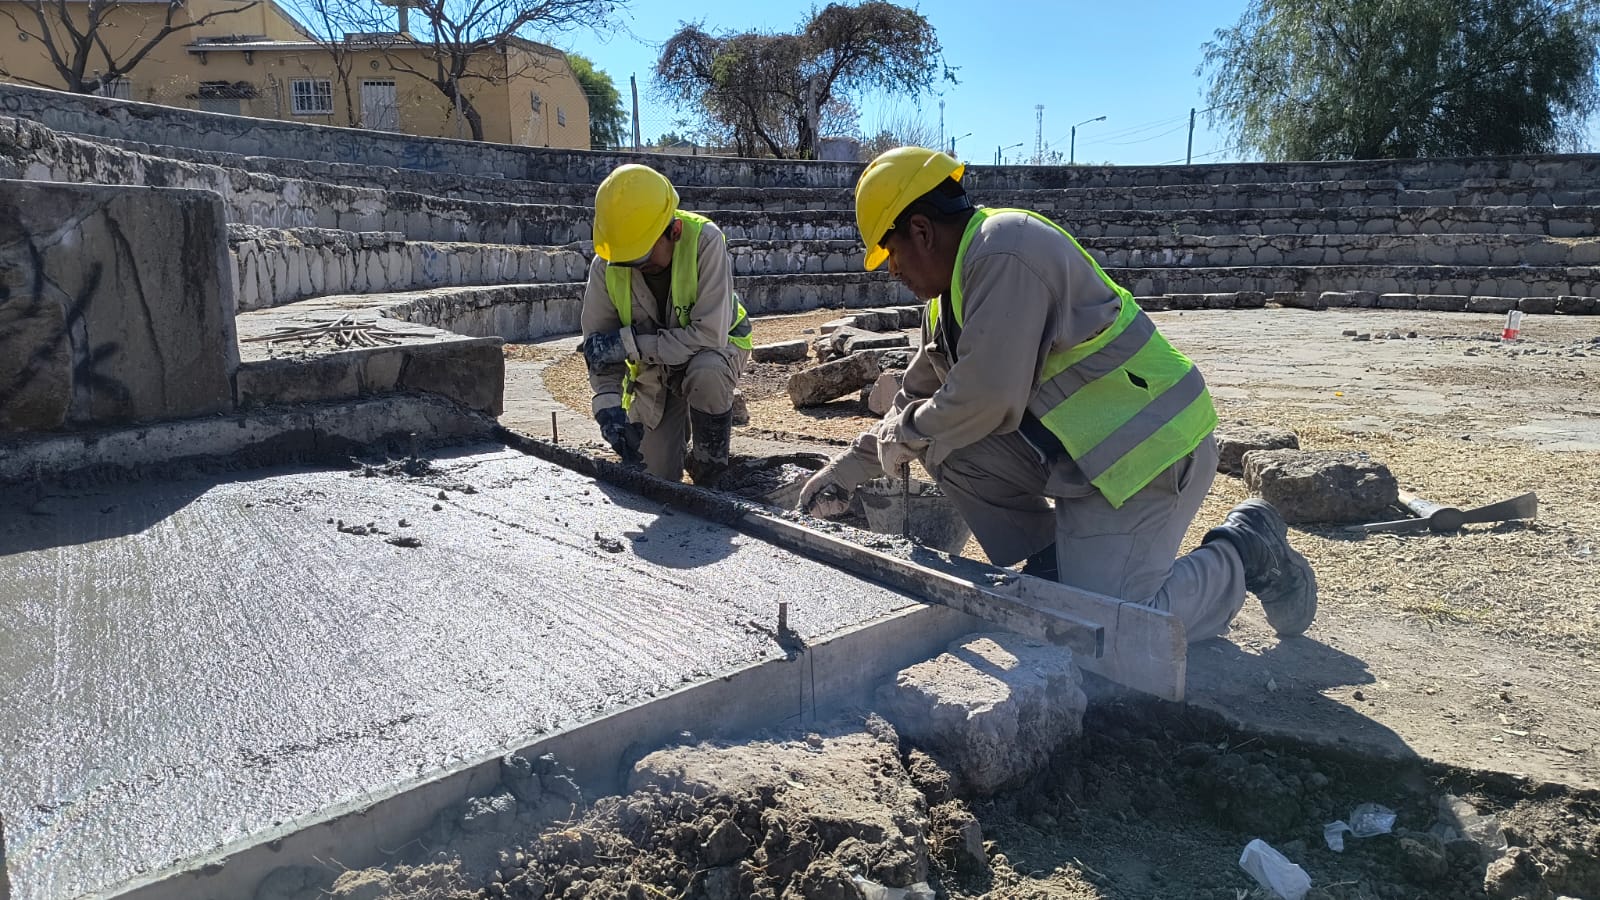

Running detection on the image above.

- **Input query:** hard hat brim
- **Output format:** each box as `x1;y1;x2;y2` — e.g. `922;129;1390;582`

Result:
864;245;888;271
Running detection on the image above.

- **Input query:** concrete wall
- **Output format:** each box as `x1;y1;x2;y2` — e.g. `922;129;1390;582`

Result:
0;179;238;432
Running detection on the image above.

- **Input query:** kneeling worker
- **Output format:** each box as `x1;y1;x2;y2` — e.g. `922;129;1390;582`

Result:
798;147;1317;640
580;164;753;485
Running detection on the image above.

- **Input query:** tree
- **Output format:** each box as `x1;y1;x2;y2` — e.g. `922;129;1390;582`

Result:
378;0;620;141
1200;0;1600;160
656;1;951;159
568;52;626;149
0;0;260;94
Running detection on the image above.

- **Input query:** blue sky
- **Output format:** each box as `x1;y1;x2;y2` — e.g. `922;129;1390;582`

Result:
559;0;1254;164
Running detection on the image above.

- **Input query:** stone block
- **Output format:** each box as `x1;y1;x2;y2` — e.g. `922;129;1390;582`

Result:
1243;449;1399;524
1555;295;1598;315
895;305;924;328
787;351;880;407
751;339;808;364
0;180;237;431
877;632;1087;796
1417;294;1468;312
819;317;856;334
1318;291;1352;308
1168;293;1206;310
1274;291;1315;309
1234;290;1268;309
866;372;902;416
1134;295;1171;312
1202;293;1237;309
842;331;911;354
1377;293;1418;310
877;349;914;371
1467;296;1519;314
1215;426;1300;477
1518;296;1557;314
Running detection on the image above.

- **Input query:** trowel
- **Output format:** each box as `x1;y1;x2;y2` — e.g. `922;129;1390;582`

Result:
1349;489;1538;534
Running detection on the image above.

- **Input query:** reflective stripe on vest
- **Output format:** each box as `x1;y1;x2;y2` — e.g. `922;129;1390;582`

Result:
941;207;1217;508
604;210;752;409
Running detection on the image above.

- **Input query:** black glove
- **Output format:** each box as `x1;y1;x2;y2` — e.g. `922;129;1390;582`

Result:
595;406;643;465
582;329;630;372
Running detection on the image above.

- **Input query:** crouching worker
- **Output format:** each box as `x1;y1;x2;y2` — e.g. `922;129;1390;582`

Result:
581;164;753;485
797;147;1317;640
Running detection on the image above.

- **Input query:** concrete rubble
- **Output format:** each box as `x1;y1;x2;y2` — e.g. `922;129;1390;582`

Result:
1215;425;1301;476
787;351;881;407
877;633;1088;796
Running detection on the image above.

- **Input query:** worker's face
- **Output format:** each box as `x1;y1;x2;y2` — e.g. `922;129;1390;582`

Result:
632;219;682;275
882;215;950;301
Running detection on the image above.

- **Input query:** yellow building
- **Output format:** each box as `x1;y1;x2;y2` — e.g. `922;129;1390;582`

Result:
0;0;592;147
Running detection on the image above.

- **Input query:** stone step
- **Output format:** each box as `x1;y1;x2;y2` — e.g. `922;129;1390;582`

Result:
236;273;908;346
65;126;1600;216
76;132;1600;212
1104;264;1600;300
1084;232;1600;269
17;81;1600;192
228;225;588;312
234;301;505;414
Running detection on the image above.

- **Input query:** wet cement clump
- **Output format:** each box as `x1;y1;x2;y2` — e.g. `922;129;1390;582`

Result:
295;701;1599;900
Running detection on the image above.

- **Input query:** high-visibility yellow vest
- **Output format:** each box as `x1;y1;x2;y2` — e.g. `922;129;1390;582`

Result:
604;210;752;409
929;208;1217;508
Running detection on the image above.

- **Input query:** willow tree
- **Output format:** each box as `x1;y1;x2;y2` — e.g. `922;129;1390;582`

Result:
1200;0;1600;160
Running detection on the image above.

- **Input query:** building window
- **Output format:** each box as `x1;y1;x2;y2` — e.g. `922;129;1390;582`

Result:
557;106;566;126
290;78;333;115
96;78;131;100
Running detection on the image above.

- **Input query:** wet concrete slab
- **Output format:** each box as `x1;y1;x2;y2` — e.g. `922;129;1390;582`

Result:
0;446;924;900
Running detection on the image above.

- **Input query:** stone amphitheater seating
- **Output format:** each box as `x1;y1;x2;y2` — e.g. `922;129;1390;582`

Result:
1;82;1595;420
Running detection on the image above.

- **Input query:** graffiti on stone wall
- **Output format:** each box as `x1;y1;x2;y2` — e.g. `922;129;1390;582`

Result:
0;211;130;430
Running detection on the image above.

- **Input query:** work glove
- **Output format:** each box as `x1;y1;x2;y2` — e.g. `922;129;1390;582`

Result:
582;328;632;372
876;439;919;477
595;406;643;465
796;451;875;518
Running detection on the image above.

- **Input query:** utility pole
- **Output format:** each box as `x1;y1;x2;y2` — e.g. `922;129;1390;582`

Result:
1069;115;1106;166
939;99;945;152
1033;105;1044;165
1187;107;1196;165
630;74;641;151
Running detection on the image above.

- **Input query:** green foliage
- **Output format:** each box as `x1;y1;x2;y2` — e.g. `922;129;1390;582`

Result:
1200;0;1600;160
568;52;627;149
655;1;951;159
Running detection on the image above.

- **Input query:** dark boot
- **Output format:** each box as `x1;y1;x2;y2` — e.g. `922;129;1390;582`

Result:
685;407;733;487
1203;499;1318;636
1021;543;1060;582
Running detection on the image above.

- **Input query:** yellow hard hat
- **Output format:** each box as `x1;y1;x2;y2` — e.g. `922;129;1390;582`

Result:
854;146;965;271
593;164;680;263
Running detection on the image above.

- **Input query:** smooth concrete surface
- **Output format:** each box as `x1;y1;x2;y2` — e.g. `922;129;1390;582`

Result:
0;446;936;900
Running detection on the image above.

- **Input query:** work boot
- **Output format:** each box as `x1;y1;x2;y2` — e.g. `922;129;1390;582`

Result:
685;407;733;487
1021;543;1060;582
1203;499;1318;636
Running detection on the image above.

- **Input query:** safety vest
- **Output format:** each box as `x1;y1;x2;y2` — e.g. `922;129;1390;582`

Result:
929;208;1217;508
604;210;752;409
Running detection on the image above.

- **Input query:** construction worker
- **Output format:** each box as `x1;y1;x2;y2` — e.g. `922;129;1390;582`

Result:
797;147;1317;640
581;164;753;485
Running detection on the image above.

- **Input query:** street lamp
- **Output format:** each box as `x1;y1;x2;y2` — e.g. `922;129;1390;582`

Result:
1069;115;1106;165
995;142;1024;165
949;132;973;158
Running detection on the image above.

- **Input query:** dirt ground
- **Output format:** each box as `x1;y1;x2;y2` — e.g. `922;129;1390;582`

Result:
472;307;1600;899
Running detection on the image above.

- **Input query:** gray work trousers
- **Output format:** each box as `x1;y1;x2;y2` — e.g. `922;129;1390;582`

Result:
927;431;1247;642
640;347;747;481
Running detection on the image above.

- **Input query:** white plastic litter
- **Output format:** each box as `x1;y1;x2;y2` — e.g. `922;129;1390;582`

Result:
1238;838;1312;900
1349;802;1398;837
1324;820;1352;852
851;876;936;900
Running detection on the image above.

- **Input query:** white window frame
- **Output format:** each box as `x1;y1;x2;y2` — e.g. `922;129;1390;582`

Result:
97;78;131;100
556;106;565;127
289;78;333;116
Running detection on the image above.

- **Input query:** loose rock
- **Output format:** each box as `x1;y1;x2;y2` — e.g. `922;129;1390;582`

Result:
787;352;881;408
751;340;808;364
1243;449;1400;524
1215;426;1300;476
866;372;903;416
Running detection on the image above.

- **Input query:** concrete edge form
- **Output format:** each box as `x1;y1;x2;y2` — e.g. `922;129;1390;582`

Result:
110;602;985;900
0;394;495;486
